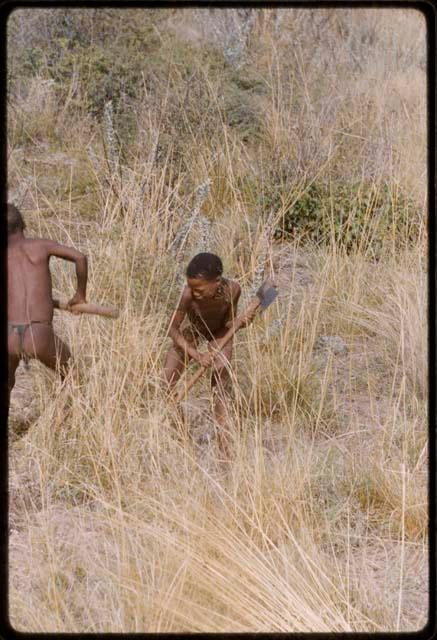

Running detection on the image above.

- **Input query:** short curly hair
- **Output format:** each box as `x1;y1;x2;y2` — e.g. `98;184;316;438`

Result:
7;203;25;234
186;253;223;280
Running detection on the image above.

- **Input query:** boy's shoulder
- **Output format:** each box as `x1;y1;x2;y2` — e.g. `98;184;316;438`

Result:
31;236;49;243
18;235;52;247
9;237;60;263
23;236;55;255
8;235;45;251
226;278;241;296
177;285;193;309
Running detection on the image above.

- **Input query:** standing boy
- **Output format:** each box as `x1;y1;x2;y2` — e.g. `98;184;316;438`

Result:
164;252;255;456
7;203;88;401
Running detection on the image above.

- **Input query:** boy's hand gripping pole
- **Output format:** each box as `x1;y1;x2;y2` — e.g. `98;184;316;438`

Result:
175;279;278;402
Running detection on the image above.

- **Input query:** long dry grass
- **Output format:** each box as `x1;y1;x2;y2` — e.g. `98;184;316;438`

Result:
7;7;428;633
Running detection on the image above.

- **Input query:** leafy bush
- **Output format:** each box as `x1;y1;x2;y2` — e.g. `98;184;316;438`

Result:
222;85;263;143
272;181;421;255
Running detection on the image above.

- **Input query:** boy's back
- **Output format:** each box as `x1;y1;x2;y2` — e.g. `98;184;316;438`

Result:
7;203;88;400
8;236;55;323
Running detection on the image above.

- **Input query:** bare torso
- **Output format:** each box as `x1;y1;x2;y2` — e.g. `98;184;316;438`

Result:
8;236;55;323
164;277;241;408
7;230;88;401
185;278;238;339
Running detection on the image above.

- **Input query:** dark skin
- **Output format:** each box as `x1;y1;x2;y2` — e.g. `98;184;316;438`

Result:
7;229;88;400
164;274;256;457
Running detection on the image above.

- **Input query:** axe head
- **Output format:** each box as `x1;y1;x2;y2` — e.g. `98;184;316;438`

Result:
256;279;278;310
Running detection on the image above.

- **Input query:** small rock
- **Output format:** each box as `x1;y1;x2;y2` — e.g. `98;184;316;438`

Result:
196;432;211;446
315;335;348;356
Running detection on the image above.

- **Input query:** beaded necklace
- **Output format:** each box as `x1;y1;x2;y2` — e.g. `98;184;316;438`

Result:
188;277;231;336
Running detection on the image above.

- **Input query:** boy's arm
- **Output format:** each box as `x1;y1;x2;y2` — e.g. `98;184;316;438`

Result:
224;281;241;329
225;282;257;329
167;288;203;363
45;241;88;307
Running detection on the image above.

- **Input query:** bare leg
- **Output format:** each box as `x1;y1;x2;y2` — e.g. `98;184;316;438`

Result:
40;335;71;381
7;354;19;405
8;329;24;404
163;343;196;440
163;330;197;392
163;345;188;390
8;326;71;440
210;339;233;459
24;324;71;380
7;352;31;441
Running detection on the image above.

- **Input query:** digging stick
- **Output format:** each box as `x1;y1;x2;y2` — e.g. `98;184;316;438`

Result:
53;299;119;319
175;279;278;402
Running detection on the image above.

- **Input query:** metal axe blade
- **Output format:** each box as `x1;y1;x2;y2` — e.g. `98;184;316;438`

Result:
255;279;278;310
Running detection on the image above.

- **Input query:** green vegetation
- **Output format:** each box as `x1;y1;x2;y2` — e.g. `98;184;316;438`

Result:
272;181;420;255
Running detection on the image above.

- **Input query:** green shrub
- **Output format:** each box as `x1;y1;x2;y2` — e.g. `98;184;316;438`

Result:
272;181;421;255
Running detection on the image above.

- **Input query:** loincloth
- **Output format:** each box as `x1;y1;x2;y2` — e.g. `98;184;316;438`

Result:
8;321;52;367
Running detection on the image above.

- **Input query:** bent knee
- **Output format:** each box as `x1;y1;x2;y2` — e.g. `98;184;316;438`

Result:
211;355;231;377
164;366;181;387
211;366;231;388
